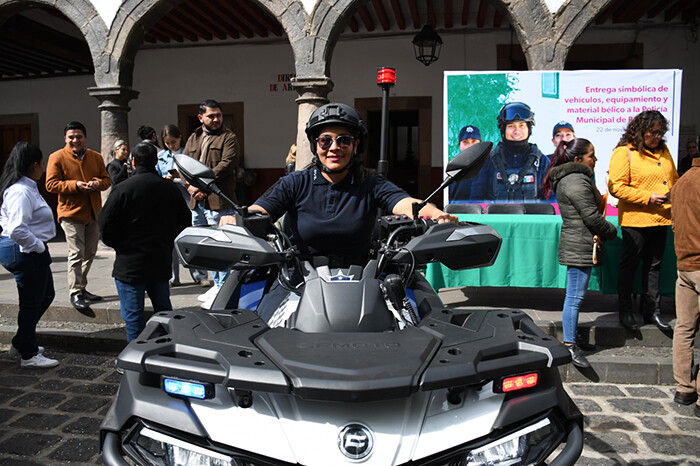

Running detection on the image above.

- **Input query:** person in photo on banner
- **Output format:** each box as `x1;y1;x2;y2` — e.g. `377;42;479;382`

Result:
448;124;482;201
469;102;550;203
542;138;617;368
608;110;678;331
547;121;576;162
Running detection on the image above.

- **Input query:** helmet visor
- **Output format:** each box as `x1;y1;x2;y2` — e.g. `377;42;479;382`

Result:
502;103;533;122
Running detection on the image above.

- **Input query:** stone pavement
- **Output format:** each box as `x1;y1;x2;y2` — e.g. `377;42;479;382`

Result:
0;347;699;465
0;349;119;465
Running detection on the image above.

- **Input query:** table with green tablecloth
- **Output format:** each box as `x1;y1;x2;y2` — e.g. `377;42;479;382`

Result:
425;214;677;295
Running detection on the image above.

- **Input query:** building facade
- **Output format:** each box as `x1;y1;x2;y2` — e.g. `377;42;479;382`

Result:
0;0;697;201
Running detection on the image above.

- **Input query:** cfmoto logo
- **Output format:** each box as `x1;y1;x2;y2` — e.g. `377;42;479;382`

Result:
338;423;374;460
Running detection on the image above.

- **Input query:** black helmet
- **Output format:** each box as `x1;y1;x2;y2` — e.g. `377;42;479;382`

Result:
305;103;367;155
497;102;535;135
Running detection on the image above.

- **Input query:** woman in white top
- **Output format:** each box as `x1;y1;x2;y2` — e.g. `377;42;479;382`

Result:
0;142;59;368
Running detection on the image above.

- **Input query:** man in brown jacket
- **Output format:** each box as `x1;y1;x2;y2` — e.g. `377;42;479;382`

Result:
46;121;110;312
670;136;700;418
183;99;239;309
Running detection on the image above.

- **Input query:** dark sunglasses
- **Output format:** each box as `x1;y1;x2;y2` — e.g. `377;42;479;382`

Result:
647;130;666;138
316;135;355;150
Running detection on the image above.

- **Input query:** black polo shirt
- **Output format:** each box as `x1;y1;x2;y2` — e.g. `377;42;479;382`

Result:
255;167;408;258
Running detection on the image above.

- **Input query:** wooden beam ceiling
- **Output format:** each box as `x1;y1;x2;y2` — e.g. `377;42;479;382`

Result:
1;0;697;81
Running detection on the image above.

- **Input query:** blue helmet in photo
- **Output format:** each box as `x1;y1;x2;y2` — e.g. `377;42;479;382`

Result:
497;102;535;136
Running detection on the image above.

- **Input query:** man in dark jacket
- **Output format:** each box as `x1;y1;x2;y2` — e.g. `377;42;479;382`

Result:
98;142;191;341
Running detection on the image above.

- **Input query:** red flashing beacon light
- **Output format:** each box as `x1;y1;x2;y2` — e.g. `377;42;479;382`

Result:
377;67;396;87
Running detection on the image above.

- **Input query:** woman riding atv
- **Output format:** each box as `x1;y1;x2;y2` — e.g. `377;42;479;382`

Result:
221;102;456;265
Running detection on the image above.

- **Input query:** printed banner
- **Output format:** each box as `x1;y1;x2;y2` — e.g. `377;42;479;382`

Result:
443;69;683;205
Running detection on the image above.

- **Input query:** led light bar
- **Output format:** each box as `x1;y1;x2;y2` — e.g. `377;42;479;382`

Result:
162;377;214;399
499;372;539;393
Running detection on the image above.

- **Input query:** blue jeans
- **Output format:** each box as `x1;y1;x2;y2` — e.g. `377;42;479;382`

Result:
562;266;592;344
115;279;172;342
0;237;55;359
191;204;234;288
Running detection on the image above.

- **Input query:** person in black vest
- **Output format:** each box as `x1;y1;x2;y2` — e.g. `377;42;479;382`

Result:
98;142;191;341
470;102;550;202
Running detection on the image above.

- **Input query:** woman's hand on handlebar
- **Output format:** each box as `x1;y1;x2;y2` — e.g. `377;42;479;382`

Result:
393;198;458;223
218;205;270;226
431;212;458;223
414;202;458;224
219;215;236;226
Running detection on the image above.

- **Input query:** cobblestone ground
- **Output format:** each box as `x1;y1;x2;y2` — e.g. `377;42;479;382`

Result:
1;347;699;465
0;348;118;465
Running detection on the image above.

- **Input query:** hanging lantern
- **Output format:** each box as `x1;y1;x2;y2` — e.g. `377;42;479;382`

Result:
412;24;443;66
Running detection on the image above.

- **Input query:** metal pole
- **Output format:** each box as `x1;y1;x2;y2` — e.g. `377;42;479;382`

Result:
376;67;396;178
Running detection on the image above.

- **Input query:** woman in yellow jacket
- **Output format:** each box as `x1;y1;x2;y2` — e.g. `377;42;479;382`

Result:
608;110;678;331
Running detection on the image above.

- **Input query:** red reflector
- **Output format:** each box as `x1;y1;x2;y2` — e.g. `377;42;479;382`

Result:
501;373;538;392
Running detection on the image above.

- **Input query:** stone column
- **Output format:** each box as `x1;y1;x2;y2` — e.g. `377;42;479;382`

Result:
523;41;568;70
87;85;140;164
290;77;334;170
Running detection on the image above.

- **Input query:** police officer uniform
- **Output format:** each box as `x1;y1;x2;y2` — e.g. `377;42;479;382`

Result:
255;166;407;261
469;102;550;202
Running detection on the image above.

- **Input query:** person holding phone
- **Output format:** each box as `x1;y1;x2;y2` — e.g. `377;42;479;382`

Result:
608;110;678;331
156;124;205;287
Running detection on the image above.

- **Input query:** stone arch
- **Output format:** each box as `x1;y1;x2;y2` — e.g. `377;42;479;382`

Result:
0;0;108;80
491;0;617;69
106;0;309;88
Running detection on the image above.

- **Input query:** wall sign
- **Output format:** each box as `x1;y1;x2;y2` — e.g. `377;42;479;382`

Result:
270;73;296;92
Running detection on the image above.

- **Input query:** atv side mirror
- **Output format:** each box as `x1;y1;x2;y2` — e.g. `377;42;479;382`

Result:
410;141;493;220
173;153;272;238
445;141;493;184
174;153;216;192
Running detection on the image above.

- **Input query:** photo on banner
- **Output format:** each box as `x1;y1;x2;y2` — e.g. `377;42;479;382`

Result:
443;69;683;208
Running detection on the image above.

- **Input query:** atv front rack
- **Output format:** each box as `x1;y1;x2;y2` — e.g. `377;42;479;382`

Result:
118;308;569;403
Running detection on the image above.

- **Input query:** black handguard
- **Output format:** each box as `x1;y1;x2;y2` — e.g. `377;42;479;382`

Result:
235;209;274;239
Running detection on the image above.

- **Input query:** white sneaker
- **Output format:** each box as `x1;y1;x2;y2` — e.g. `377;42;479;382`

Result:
200;292;218;310
20;353;59;369
8;345;44;358
198;285;219;302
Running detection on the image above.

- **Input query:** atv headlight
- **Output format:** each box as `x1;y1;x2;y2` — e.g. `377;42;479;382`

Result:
134;427;234;466
465;418;554;466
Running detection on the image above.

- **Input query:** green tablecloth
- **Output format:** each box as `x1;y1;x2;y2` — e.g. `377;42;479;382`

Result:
425;214;677;295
